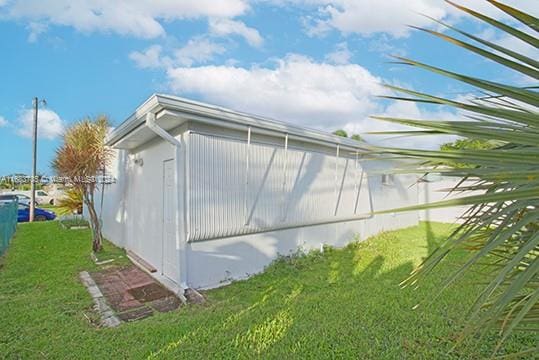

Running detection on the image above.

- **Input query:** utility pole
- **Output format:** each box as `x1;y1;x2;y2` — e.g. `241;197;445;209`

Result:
29;97;38;222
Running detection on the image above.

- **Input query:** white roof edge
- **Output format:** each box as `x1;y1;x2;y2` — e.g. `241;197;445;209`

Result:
106;93;371;151
105;94;161;146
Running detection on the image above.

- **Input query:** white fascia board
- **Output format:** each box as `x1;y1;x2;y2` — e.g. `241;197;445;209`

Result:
106;93;372;153
105;94;162;146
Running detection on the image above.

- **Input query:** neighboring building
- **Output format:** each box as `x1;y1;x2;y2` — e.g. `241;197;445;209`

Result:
97;94;419;293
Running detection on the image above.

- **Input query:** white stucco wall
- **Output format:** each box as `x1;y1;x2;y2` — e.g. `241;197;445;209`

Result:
124;138;175;274
95;136;179;284
96;148;127;248
185;171;419;289
418;177;480;224
98;121;469;291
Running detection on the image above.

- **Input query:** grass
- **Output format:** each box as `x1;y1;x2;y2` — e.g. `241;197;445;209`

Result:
0;222;536;359
58;217;90;229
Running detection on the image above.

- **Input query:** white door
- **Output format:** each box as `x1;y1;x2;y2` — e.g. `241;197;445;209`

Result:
162;159;178;281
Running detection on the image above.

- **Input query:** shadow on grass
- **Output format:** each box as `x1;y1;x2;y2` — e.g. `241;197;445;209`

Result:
425;220;438;256
1;222;536;359
144;223;532;359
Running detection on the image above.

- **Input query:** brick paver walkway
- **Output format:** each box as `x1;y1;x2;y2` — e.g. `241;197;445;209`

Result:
91;265;181;322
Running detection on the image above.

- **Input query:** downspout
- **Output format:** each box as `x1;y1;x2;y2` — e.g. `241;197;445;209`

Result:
145;113;189;291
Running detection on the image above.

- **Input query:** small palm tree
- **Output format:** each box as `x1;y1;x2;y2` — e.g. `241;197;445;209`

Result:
52;116;111;252
56;188;83;215
370;0;538;355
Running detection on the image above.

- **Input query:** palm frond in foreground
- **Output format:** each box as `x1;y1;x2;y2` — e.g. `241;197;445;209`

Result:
370;0;539;354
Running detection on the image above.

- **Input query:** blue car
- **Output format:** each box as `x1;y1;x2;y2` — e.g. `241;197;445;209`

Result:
17;203;56;222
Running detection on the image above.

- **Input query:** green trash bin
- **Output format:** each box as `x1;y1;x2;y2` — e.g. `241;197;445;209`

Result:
0;201;17;255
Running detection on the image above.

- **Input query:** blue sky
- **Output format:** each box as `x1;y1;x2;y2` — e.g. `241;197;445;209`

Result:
0;0;537;175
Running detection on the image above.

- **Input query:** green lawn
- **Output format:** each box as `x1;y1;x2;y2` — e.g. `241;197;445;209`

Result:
0;222;536;359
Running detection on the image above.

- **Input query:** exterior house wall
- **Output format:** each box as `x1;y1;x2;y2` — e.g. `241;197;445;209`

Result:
97;136;180;285
97;122;422;290
123;137;175;276
185;123;375;242
418;177;480;224
185;171;419;289
98;148;128;248
96;94;471;292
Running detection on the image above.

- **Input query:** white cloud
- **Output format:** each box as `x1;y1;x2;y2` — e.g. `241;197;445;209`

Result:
321;0;446;38
130;38;227;69
3;0;538;41
0;116;7;127
478;25;539;59
174;38;227;66
3;0;249;39
167;54;386;129
358;99;460;149
275;0;539;38
165;54;464;149
129;45;166;69
26;22;47;42
16;108;64;139
325;42;352;64
209;18;264;47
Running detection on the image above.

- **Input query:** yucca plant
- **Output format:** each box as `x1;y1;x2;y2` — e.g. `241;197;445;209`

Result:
56;187;83;216
369;0;538;355
52;116;111;252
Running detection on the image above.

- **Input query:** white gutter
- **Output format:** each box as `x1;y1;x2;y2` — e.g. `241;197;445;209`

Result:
145;113;188;290
107;94;371;153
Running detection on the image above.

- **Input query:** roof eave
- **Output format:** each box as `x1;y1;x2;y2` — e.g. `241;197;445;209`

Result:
105;94;162;147
106;93;372;152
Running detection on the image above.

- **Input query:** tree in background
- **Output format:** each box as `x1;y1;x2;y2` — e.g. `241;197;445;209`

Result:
440;138;497;168
332;129;348;137
440;138;495;151
52;116;111;252
370;0;538;355
0;173;45;190
333;129;363;141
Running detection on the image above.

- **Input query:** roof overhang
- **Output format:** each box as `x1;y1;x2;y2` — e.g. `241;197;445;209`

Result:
106;93;372;152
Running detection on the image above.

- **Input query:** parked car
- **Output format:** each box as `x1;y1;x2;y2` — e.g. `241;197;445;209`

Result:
17;203;56;222
16;194;34;206
35;190;55;205
2;190;54;205
15;194;32;206
0;194;35;206
0;194;18;205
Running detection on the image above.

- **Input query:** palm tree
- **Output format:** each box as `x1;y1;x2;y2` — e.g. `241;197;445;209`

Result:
369;0;538;355
52;116;111;252
56;188;83;216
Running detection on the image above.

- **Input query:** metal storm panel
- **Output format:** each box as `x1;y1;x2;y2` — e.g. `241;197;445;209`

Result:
188;133;371;242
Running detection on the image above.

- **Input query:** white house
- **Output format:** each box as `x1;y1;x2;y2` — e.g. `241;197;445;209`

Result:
97;94;420;293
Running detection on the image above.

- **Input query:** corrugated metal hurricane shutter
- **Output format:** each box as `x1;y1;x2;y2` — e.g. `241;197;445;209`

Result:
188;132;371;241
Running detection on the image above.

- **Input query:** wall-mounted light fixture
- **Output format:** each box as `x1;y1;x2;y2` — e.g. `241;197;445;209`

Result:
129;154;144;167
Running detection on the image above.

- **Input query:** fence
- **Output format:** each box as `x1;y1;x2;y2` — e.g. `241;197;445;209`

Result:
0;201;17;255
